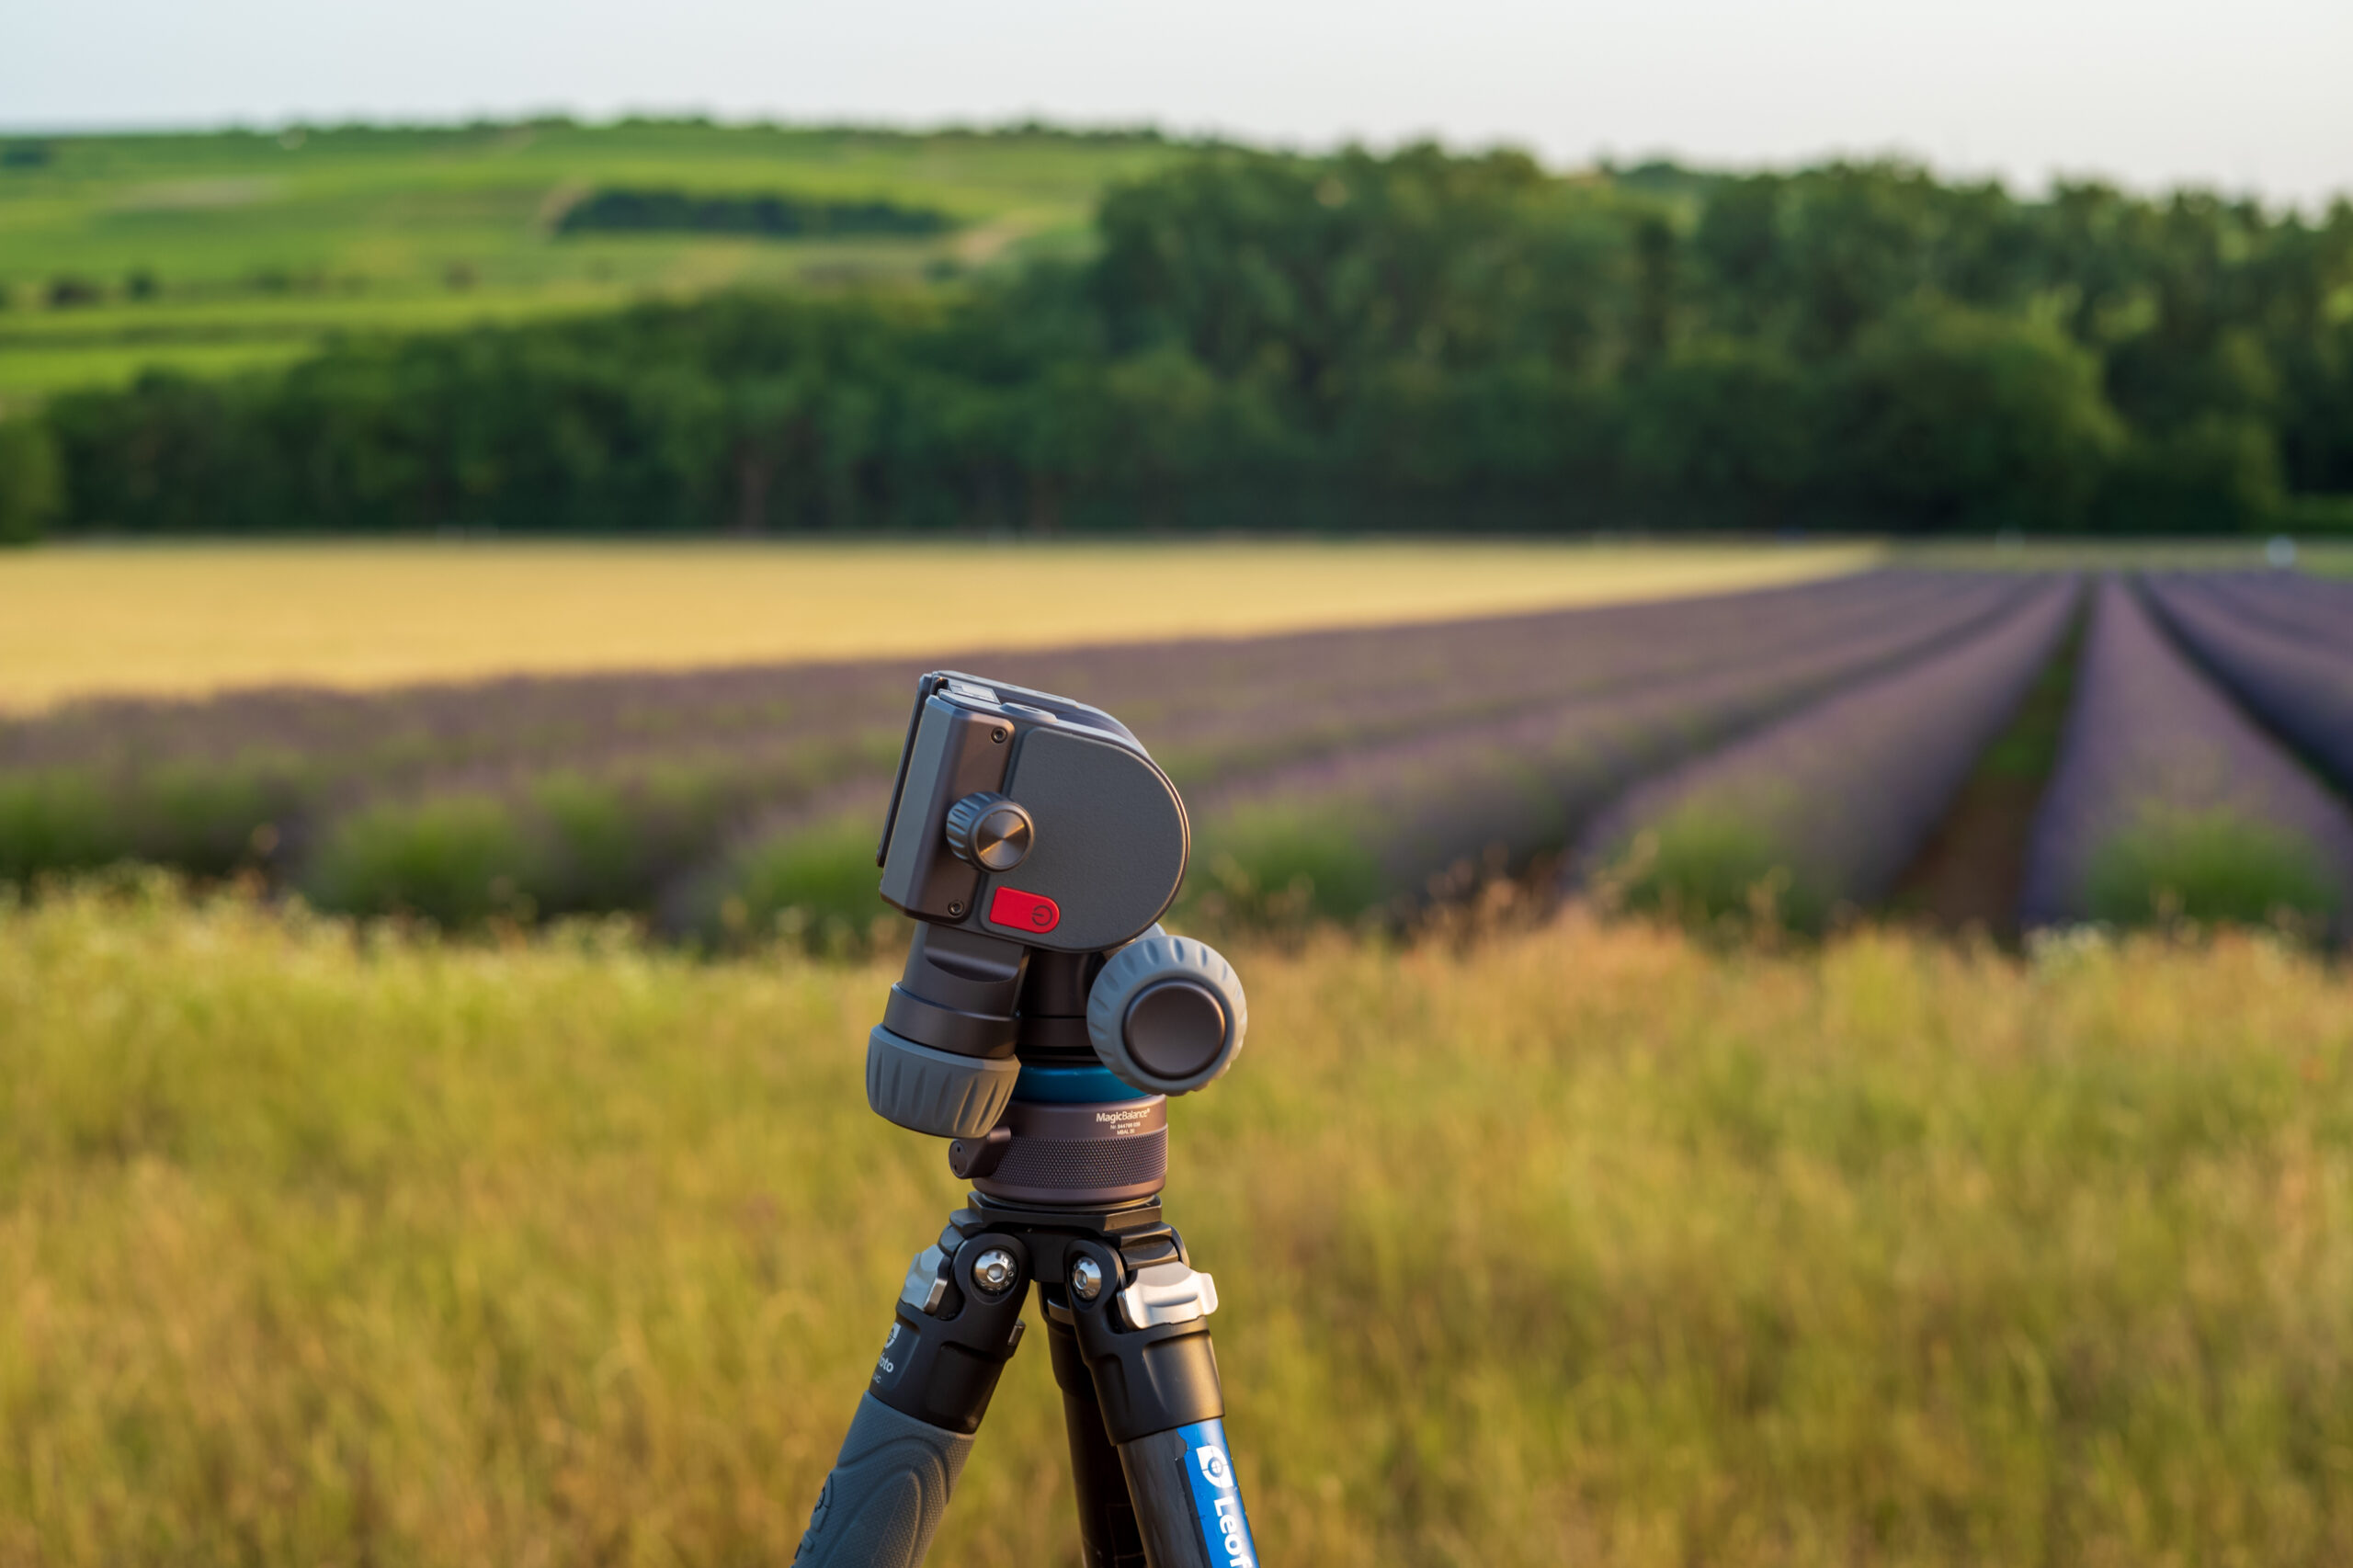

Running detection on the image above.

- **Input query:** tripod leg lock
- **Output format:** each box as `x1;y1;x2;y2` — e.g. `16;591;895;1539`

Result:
1118;1258;1219;1329
898;1244;952;1316
1049;1238;1227;1447
869;1230;1031;1435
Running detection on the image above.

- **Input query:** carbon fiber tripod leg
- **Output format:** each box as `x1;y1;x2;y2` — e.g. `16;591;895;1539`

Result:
1046;1303;1150;1567
1055;1233;1261;1568
793;1224;1031;1567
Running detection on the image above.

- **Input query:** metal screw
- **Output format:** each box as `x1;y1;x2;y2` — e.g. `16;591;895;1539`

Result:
992;727;1008;743
1070;1256;1105;1302
972;1247;1017;1297
947;901;964;916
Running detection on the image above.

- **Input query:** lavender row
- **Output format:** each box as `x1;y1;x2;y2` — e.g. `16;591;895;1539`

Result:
0;571;1956;912
1163;574;2039;921
2185;572;2353;657
0;567;1933;790
0;568;1919;868
1571;578;2077;927
2141;575;2353;793
2020;580;2353;929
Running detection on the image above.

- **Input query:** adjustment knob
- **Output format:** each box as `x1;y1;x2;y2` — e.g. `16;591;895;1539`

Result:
1086;934;1247;1096
945;792;1035;871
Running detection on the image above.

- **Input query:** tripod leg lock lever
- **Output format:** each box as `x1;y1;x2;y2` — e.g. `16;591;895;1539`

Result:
899;1244;952;1316
1117;1259;1220;1329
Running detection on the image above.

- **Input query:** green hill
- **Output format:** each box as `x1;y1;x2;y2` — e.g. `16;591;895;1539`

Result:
0;119;1191;401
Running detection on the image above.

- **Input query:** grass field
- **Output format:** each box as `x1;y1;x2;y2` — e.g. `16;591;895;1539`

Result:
2;881;2347;1565
0;540;1873;710
0;122;1185;401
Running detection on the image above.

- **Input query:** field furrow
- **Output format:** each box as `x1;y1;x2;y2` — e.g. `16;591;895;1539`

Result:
2022;579;2353;930
1573;578;2078;927
2143;575;2353;794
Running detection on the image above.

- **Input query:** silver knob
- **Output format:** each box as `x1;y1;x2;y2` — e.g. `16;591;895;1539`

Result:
971;1246;1018;1297
945;792;1035;871
1070;1256;1106;1302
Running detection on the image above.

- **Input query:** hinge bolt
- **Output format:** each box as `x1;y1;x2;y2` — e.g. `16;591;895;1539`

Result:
972;1247;1018;1297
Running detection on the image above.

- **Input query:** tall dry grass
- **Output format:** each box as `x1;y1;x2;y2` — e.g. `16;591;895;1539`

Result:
1;881;2347;1565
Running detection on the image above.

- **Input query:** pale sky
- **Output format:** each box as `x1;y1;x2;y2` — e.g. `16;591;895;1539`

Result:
6;0;2348;206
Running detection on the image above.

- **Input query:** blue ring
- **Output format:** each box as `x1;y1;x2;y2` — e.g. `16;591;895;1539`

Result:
1011;1064;1149;1104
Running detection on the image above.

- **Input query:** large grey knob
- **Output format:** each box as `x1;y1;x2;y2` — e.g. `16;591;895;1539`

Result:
945;792;1034;871
1086;934;1246;1096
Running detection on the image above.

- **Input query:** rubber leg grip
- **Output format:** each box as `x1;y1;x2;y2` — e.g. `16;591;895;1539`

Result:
793;1392;974;1568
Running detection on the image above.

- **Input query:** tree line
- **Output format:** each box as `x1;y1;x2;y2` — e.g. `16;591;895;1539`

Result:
552;187;954;239
6;145;2351;541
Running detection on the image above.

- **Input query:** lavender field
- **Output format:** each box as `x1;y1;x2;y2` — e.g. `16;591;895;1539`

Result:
1576;577;2079;929
2023;580;2353;932
6;567;2353;941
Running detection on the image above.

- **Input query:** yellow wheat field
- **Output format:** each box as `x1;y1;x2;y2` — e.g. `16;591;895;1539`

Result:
0;540;1876;711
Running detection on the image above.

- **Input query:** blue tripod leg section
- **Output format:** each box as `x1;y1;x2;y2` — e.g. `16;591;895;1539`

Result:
1170;1419;1259;1568
1112;1418;1261;1568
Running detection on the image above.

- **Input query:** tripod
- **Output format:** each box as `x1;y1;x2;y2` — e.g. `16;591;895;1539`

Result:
792;673;1260;1568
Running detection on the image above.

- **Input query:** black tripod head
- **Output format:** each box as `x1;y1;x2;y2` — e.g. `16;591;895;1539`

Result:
865;673;1246;1199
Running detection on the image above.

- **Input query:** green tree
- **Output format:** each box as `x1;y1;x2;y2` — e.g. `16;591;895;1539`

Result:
1825;301;2125;530
0;414;64;544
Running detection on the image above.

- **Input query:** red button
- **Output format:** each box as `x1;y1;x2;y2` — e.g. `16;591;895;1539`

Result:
987;885;1061;934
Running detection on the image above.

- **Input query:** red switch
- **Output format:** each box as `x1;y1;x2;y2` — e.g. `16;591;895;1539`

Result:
987;885;1061;934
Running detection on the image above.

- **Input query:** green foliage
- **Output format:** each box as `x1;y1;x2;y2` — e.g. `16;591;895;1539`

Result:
2084;809;2343;926
297;794;541;925
0;772;118;879
1600;801;1831;933
554;187;953;238
1620;338;1818;503
1187;803;1389;926
1828;301;2124;529
2102;412;2287;532
0;120;1191;398
17;142;2353;534
0;763;298;882
0;414;63;543
688;812;885;949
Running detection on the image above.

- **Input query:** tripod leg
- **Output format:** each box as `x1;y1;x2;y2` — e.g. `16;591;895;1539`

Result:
1063;1239;1262;1568
1117;1417;1257;1568
794;1225;1032;1567
1044;1293;1150;1568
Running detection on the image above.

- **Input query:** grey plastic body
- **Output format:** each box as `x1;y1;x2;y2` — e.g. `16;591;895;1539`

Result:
792;1393;972;1568
866;1027;1020;1139
1088;935;1249;1096
875;675;1188;953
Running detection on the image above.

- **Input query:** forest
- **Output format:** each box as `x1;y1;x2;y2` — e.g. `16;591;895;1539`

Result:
6;143;2353;540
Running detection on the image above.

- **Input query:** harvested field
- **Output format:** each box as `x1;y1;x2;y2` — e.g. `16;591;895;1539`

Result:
0;540;1873;711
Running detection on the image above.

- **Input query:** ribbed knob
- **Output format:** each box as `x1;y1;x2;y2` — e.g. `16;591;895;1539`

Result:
1086;934;1247;1096
945;792;1035;871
